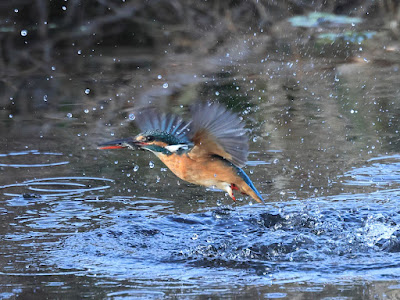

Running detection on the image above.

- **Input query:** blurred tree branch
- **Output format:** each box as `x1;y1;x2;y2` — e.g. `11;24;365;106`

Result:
0;0;397;74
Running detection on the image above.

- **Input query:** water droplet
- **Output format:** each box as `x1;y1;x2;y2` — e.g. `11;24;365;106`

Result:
14;8;19;13
66;113;73;118
133;165;139;172
191;233;199;240
77;50;82;55
128;113;135;120
8;114;13;119
162;83;168;89
114;161;118;165
84;109;89;114
62;5;67;10
43;95;48;102
20;30;28;36
156;176;160;183
215;91;220;96
149;161;155;168
157;75;162;79
84;88;90;95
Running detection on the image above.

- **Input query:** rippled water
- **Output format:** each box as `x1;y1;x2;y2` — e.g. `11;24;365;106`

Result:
1;32;400;298
2;154;400;298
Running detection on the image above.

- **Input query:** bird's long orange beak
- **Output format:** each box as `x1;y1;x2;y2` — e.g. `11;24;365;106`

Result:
98;138;139;150
98;145;125;150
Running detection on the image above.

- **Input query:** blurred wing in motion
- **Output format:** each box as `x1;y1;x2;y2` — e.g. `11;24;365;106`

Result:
134;107;192;144
188;102;248;167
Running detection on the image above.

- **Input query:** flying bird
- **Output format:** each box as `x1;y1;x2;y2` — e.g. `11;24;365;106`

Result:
99;102;264;204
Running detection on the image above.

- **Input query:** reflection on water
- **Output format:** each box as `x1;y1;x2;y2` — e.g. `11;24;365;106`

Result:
342;155;400;187
1;32;400;298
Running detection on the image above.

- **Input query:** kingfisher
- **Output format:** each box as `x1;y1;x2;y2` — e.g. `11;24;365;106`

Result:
99;102;264;204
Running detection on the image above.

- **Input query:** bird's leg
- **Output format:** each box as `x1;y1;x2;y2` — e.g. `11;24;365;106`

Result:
219;183;237;202
231;184;239;191
231;183;247;196
226;183;236;202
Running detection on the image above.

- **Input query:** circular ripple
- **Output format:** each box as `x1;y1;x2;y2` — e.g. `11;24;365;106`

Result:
0;150;69;168
1;177;114;197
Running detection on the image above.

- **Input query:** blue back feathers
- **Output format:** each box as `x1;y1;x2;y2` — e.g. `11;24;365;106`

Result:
219;157;264;203
235;165;264;203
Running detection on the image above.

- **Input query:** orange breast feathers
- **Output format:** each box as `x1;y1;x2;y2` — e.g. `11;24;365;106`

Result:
156;153;241;187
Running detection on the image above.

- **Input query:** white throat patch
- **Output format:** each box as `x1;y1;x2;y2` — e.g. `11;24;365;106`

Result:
165;144;190;153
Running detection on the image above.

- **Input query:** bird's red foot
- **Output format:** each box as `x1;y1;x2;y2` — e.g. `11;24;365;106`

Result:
229;184;238;201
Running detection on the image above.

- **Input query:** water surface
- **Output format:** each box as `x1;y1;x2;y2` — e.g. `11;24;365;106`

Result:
1;29;400;299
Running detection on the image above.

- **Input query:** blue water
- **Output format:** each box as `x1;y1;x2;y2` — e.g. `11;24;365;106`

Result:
1;150;400;298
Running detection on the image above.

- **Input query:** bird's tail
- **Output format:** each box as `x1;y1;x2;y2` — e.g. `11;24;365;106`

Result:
241;184;264;204
234;166;265;204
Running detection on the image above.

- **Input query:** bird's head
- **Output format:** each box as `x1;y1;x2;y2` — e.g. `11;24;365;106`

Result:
98;130;192;155
99;106;193;155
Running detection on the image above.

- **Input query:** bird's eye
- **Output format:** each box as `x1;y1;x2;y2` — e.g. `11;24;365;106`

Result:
146;136;155;142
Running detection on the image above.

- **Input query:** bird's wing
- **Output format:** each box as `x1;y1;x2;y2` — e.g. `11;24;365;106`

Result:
188;102;249;167
134;107;191;144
